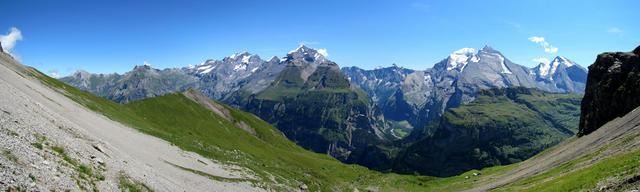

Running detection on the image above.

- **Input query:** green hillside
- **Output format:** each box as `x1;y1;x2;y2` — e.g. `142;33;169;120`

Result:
394;87;582;177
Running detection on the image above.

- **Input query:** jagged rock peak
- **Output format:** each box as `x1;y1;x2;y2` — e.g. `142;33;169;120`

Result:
283;44;329;64
481;45;496;52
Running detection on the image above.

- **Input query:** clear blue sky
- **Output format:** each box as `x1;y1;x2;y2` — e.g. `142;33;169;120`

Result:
1;0;638;77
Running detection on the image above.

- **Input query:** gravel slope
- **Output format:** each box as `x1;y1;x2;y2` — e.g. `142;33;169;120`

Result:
0;52;262;191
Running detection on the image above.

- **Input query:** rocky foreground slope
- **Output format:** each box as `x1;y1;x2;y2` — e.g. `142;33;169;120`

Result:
0;50;258;191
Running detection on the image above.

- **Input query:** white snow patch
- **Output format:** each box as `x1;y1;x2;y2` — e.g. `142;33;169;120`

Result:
143;61;151;67
197;65;212;70
495;54;512;74
250;67;259;73
317;49;328;57
242;55;252;63
198;65;215;74
447;48;478;71
200;67;214;74
233;64;247;71
280;57;288;62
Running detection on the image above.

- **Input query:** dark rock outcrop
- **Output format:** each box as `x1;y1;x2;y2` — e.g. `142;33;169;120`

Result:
579;46;640;136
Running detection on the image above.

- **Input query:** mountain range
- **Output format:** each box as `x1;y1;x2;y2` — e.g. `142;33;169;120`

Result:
59;45;588;173
342;46;587;128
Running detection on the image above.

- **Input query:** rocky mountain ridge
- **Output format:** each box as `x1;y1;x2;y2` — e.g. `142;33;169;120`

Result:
343;46;587;128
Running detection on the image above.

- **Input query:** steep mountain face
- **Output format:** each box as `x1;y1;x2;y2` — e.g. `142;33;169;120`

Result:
342;64;415;105
343;46;587;128
393;87;582;177
225;45;389;162
579;46;640;136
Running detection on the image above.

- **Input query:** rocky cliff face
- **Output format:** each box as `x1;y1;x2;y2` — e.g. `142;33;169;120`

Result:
579;46;640;136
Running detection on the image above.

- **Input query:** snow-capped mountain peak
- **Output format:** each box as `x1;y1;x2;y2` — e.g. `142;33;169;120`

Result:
446;48;479;71
268;56;279;62
285;45;328;63
553;56;575;67
230;51;249;59
535;56;580;80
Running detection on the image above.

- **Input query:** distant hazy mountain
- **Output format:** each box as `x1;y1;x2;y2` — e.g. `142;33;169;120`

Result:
60;65;198;104
342;46;587;128
61;52;286;104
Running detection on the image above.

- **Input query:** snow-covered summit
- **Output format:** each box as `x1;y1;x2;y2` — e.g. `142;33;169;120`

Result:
446;48;479;71
536;56;579;79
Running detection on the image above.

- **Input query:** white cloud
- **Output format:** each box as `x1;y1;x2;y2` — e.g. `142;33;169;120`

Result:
48;69;60;78
544;46;558;53
0;27;23;57
317;49;328;57
608;27;623;33
528;36;545;43
533;58;550;65
528;36;558;54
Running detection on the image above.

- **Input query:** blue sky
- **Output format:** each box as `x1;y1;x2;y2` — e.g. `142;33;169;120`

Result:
1;0;638;77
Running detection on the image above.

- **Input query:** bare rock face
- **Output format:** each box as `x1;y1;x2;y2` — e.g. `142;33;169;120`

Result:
0;41;3;53
579;45;640;136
